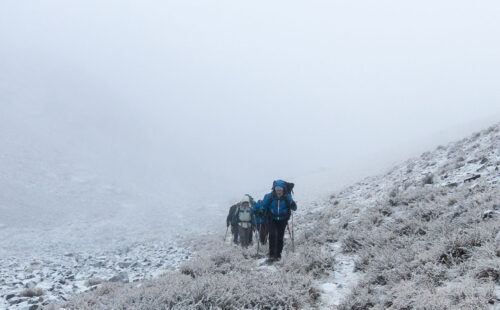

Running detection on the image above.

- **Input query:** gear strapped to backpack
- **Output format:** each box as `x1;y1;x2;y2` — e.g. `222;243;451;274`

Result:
272;180;294;195
237;204;253;228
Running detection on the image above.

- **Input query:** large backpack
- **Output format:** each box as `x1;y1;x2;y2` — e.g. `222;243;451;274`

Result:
238;204;252;228
272;180;294;195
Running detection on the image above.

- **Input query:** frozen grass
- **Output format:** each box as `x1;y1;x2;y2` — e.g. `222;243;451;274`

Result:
60;238;330;309
59;123;500;309
331;124;500;309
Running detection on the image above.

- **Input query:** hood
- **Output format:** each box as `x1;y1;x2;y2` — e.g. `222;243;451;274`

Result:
272;180;287;190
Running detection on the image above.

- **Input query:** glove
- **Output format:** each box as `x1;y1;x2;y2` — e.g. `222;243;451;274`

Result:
252;226;256;232
231;226;235;233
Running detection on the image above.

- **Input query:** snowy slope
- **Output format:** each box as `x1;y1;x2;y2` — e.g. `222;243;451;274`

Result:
310;123;500;309
1;123;498;309
46;123;498;310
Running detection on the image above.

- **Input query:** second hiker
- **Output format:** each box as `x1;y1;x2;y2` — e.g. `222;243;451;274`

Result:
252;200;268;245
232;195;255;248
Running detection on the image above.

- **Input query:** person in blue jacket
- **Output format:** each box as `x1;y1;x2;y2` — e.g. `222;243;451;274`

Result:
260;180;297;261
252;200;268;245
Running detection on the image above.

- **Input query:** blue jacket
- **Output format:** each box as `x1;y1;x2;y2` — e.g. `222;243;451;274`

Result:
261;192;297;221
252;201;267;225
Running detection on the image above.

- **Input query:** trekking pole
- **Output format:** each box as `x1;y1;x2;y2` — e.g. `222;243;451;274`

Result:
224;226;229;242
291;211;295;252
257;224;261;253
256;227;260;254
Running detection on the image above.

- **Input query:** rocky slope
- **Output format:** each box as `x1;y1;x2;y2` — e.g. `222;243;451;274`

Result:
2;122;498;309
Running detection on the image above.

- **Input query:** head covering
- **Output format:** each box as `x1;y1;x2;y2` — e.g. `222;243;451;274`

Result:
274;186;284;191
241;195;251;204
272;180;287;190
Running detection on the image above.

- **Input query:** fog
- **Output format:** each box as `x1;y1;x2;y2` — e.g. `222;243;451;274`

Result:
1;1;499;243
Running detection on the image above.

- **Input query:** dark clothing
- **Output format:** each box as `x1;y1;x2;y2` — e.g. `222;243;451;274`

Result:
239;227;252;248
226;204;239;227
227;204;239;244
257;223;268;245
232;225;239;244
268;218;288;259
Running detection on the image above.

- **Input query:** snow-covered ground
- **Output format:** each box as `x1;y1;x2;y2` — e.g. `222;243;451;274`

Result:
1;123;498;309
312;123;500;308
0;237;191;309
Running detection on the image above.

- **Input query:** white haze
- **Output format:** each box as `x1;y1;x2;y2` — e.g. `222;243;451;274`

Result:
1;1;499;252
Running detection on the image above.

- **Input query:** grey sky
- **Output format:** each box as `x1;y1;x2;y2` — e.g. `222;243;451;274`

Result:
1;0;499;215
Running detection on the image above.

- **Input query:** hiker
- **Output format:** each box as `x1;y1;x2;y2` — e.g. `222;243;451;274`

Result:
232;195;255;248
260;180;297;261
226;194;256;245
252;200;268;245
245;194;256;244
226;203;240;244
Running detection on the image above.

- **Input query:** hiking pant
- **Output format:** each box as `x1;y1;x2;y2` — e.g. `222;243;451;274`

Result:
269;219;288;259
257;223;268;245
232;225;239;244
238;226;252;248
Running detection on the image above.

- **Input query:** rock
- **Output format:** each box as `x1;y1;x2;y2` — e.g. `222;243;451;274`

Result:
92;261;106;268
85;277;103;287
483;210;498;220
6;293;16;300
25;281;37;289
9;297;27;305
109;272;129;283
118;262;131;268
464;174;481;182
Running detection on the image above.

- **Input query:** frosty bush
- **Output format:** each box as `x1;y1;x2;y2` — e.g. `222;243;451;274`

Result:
20;287;44;297
283;246;334;279
422;173;435;185
62;243;323;309
332;124;499;309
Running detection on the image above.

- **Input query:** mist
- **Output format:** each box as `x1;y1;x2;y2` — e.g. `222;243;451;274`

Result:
1;1;499;247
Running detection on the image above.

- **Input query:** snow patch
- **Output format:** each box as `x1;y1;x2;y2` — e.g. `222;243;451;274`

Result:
319;243;360;309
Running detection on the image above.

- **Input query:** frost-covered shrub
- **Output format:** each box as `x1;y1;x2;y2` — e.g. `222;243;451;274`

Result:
341;232;363;253
61;243;321;309
330;124;500;309
422;173;435;185
337;282;375;310
283;246;334;278
20;287;44;297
